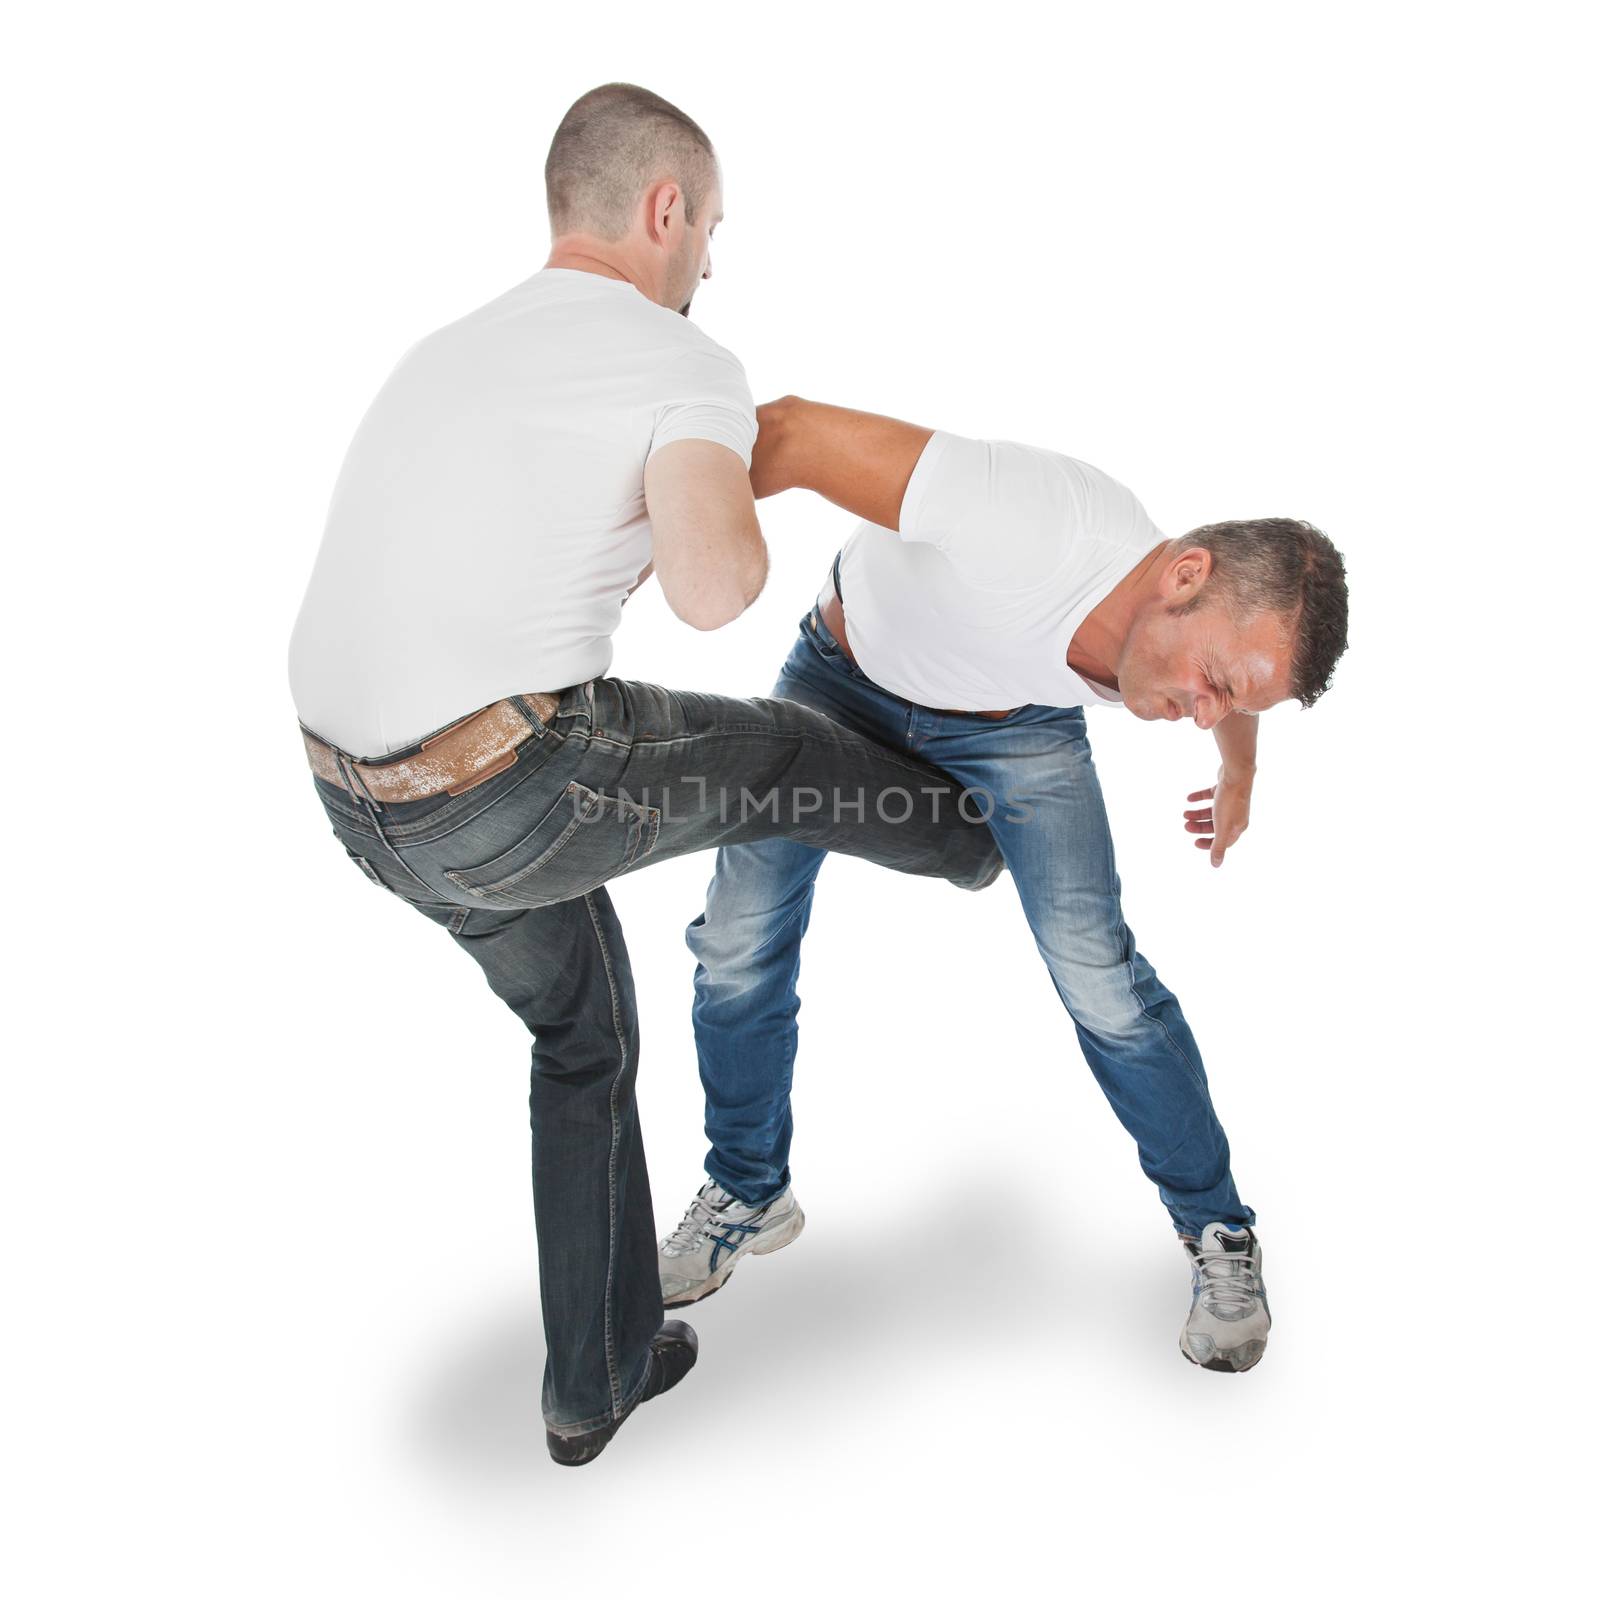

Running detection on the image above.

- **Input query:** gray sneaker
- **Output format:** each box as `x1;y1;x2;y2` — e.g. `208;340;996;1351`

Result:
1180;1222;1271;1372
658;1180;805;1308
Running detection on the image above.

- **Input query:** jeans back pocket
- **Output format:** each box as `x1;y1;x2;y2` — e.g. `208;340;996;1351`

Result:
444;781;660;908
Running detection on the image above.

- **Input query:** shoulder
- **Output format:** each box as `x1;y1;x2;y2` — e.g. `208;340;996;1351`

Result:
978;440;1158;543
908;433;1096;521
649;320;754;419
653;315;750;382
1049;452;1161;546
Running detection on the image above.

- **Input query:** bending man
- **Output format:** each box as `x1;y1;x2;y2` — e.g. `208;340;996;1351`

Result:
661;397;1348;1374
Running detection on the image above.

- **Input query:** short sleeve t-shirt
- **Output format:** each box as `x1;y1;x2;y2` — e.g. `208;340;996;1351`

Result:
289;268;757;755
836;431;1165;712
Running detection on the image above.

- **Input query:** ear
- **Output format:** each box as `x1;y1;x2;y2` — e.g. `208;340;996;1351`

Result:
1162;546;1214;603
645;180;683;248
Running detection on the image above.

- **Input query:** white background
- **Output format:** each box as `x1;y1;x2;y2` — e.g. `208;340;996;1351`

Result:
5;2;1593;1594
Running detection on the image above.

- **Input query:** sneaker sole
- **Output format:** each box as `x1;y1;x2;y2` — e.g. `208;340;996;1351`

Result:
661;1205;806;1309
1179;1336;1267;1373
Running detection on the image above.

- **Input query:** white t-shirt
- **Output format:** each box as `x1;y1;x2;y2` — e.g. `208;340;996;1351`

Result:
836;431;1165;712
289;268;757;755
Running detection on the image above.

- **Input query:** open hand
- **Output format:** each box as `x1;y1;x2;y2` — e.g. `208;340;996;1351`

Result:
1184;768;1253;868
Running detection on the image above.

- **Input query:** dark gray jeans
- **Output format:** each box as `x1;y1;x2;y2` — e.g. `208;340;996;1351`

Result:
310;676;1002;1435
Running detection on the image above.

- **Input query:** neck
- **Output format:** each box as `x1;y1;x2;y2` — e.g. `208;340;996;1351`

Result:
1068;541;1170;689
545;235;656;304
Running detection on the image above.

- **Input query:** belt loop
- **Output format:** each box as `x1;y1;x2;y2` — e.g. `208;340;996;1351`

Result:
511;695;548;738
335;751;376;807
831;548;845;605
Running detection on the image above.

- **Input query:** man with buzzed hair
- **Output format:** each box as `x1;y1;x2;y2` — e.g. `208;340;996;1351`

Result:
289;88;1002;1465
545;84;720;283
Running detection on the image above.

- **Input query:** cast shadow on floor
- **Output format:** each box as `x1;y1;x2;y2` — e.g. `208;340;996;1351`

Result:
406;1183;1172;1485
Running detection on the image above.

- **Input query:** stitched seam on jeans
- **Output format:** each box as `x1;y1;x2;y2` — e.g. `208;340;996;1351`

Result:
624;724;969;789
1087;803;1212;1101
545;1355;656;1439
334;754;448;901
443;785;601;896
1134;978;1212;1100
1062;744;1213;1100
584;891;629;1416
632;723;779;743
1111;905;1209;1102
378;730;573;847
748;895;820;960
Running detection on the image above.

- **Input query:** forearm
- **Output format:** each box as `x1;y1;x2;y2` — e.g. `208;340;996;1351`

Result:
1213;714;1259;778
752;396;934;531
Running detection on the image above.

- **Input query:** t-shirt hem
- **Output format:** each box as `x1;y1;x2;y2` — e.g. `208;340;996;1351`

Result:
647;420;756;468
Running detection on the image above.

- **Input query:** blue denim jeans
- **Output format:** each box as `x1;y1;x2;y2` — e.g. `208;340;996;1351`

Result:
309;676;1001;1436
687;606;1254;1238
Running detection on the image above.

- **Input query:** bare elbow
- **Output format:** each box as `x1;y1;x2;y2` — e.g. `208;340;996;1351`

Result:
755;393;805;434
663;548;768;631
677;600;742;632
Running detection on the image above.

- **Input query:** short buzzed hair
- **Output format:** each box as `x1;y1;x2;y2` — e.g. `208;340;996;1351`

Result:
545;83;718;241
1179;518;1349;707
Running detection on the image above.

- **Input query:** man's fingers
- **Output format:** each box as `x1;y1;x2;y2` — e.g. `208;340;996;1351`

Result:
1187;787;1216;803
1185;819;1213;833
1184;807;1212;820
1206;826;1245;866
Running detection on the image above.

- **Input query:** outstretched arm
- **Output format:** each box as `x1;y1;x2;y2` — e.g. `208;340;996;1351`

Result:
750;396;934;531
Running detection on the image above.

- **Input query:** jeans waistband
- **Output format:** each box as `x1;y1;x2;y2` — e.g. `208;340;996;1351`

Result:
305;685;591;768
305;683;595;826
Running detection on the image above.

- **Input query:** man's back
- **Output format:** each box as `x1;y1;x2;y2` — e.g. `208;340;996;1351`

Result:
289;267;754;755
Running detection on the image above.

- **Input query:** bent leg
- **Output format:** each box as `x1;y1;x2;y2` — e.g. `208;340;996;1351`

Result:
600;677;1002;894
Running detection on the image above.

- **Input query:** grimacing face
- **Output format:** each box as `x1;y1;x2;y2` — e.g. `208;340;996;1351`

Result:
1115;586;1296;729
668;174;721;316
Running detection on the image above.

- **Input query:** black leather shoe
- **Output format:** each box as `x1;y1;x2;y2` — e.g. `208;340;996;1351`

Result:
545;1320;699;1467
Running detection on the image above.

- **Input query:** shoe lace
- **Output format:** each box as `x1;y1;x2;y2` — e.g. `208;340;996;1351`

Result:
1192;1246;1259;1316
663;1185;728;1256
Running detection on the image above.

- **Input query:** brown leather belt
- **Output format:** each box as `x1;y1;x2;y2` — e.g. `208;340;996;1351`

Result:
817;590;1019;721
303;690;563;805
